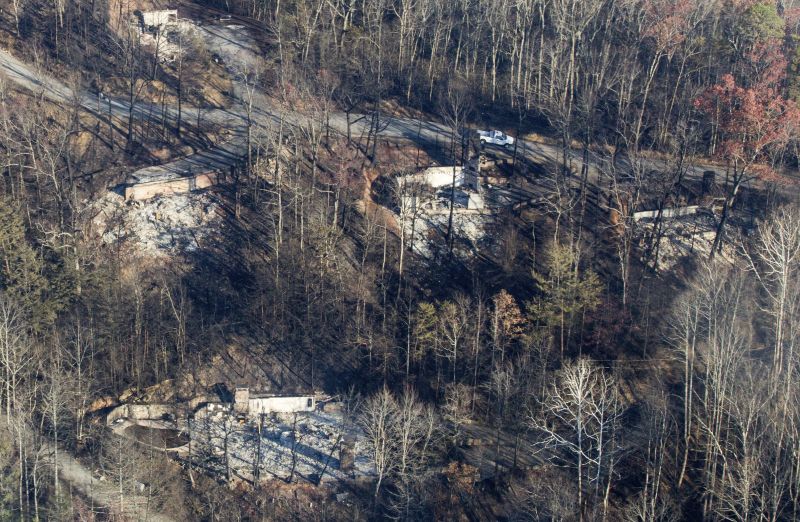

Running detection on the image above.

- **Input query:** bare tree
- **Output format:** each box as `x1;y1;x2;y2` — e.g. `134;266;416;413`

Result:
359;386;398;499
439;79;473;253
437;296;470;384
359;385;438;510
486;361;516;480
0;295;32;419
529;358;623;521
666;287;701;488
390;387;438;519
625;388;680;522
101;429;138;517
744;205;800;377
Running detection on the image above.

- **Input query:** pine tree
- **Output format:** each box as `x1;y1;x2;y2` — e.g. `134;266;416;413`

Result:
0;198;52;329
531;243;602;358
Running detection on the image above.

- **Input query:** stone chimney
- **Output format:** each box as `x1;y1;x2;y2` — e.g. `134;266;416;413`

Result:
234;387;250;415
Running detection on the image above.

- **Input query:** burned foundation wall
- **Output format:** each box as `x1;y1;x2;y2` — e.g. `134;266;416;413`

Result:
106;404;177;424
125;172;217;201
141;10;178;28
248;396;316;415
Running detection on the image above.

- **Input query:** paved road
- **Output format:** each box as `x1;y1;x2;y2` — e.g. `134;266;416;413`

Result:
0;36;709;205
0;44;250;185
0;30;576;194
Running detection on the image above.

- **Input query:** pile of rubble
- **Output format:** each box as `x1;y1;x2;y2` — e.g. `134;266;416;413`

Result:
92;191;221;257
636;211;735;271
394;162;494;258
403;211;491;259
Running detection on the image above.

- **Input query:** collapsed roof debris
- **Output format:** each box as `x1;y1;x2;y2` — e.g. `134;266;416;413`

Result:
91;191;222;257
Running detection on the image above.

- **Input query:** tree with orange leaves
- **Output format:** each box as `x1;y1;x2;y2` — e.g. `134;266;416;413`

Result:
694;43;800;256
490;289;524;366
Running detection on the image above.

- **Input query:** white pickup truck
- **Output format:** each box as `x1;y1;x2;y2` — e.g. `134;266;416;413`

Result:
478;130;515;148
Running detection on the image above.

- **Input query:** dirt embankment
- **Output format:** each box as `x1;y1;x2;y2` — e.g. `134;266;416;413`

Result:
359;142;438;233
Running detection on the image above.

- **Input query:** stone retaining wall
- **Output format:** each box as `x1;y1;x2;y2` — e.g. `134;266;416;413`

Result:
633;205;703;222
125;172;217;201
106;404;177;425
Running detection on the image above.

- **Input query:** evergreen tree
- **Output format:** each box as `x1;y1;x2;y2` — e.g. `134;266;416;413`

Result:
531;243;602;358
0;197;52;329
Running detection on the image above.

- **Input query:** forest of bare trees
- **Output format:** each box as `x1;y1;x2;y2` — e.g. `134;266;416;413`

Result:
0;0;799;519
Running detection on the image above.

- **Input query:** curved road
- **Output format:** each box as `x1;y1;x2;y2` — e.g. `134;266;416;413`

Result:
2;23;742;209
0;34;566;192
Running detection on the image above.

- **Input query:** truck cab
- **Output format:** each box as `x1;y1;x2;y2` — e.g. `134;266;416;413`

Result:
478;130;515;148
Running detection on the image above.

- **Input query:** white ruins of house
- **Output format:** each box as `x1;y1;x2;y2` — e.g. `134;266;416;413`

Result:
399;160;485;213
141;10;178;29
233;387;316;417
632;205;704;222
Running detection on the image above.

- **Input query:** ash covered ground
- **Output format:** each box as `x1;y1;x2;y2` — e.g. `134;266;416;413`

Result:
188;407;374;484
